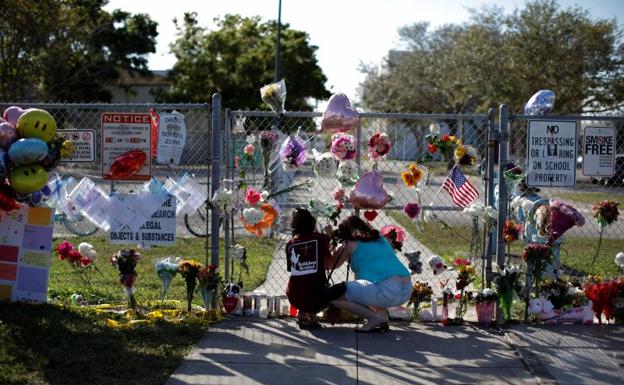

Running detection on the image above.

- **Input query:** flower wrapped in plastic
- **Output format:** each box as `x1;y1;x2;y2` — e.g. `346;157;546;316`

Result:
155;256;179;301
454;144;480;170
279;134;307;170
211;187;235;214
231;244;249;276
241;203;277;237
111;249;141;309
403;202;421;219
503;220;522;244
260;79;286;115
401;164;426;188
259;130;280;188
549;200;585;242
494;264;522;321
197;264;221;310
336;160;359;186
309;198;333;218
367;132;391;160
178;259;202;312
330;133;356;161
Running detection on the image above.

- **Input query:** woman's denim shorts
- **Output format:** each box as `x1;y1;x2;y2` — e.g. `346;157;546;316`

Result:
345;276;412;307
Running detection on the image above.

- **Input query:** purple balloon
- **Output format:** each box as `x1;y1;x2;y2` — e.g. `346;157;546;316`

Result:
279;134;307;170
321;93;360;132
349;171;389;210
0;122;18;149
524;90;556;115
3;106;25;127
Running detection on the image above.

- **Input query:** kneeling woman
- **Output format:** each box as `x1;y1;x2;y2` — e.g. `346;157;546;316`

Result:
329;215;411;332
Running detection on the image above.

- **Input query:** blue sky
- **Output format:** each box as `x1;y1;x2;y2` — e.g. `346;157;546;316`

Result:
106;0;624;102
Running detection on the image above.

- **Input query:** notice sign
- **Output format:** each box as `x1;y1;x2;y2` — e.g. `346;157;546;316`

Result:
526;120;577;187
110;196;176;246
59;129;96;162
583;127;615;177
156;112;187;165
101;112;151;180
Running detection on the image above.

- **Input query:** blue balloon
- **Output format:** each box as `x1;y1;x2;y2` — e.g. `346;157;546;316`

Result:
41;184;52;196
8;138;48;165
0;149;8;179
524;90;556;115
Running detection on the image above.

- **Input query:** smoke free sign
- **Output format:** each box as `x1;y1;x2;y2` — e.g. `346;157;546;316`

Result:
583;127;615;177
526;120;577;187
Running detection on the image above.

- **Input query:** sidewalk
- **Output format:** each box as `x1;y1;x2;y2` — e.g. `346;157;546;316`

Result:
166;318;537;385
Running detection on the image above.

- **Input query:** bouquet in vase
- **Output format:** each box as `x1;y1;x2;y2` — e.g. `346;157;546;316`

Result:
409;281;433;321
197;264;221;310
453;258;476;323
259;131;279;190
474;288;498;324
178;259;203;311
155;256;179;302
110;249;141;309
493;265;522;321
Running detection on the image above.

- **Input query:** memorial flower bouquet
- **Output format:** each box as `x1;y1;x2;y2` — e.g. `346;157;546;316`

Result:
591;200;619;268
474;288;498;324
368;132;392;160
197;264;221;310
178;259;203;311
425;126;460;161
260;79;286;115
409;281;433;320
453;257;476;323
111;249;141;309
549;200;585;242
584;278;621;324
522;243;552;319
56;240;98;287
259;130;280;190
493;265;523;321
155;256;179;302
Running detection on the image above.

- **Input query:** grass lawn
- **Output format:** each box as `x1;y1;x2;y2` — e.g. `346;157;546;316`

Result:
49;236;277;306
0;302;207;385
554;191;623;206
388;211;623;278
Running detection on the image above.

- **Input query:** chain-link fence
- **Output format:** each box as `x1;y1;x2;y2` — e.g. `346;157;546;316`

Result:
224;110;492;298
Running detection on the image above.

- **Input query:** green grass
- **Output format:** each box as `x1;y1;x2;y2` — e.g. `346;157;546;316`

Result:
0;302;207;385
388;211;624;278
554;191;623;206
49;236;277;306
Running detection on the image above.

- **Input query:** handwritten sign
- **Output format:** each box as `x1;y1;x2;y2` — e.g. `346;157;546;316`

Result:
156;112;187;165
526;120;577;187
101;112;151;180
583;127;616;177
59;129;96;162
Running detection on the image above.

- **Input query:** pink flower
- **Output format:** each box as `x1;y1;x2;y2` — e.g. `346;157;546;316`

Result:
403;202;421;219
333;188;345;203
56;241;74;261
243;144;255;156
245;187;262;205
234;156;240;168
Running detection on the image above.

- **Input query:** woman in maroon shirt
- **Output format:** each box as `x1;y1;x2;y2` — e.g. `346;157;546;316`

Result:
285;208;332;329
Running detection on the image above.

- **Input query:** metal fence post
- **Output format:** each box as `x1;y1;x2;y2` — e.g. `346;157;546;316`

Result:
210;94;222;267
496;105;509;271
484;108;497;288
223;110;231;281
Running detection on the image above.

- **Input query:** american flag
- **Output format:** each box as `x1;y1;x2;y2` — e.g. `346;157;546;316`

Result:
443;166;479;208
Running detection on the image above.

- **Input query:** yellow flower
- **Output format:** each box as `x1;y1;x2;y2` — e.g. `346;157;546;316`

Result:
466;265;476;275
454;145;466;159
401;171;416;187
407;164;425;184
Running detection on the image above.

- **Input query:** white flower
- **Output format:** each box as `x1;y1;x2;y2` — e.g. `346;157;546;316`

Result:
482;288;494;296
567;286;582;296
483;206;498;219
463;203;484;217
242;207;264;225
261;191;270;201
429;123;441;136
78;242;96;260
232;244;246;262
615;252;624;267
212;188;234;213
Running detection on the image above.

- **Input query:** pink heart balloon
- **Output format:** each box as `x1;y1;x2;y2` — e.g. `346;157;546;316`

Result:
321;93;360;132
349;171;389;210
3;106;25;127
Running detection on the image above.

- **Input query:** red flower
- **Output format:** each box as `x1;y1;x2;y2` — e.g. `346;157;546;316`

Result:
79;257;93;267
441;134;450;142
428;143;438;154
245;187;262;205
68;250;82;264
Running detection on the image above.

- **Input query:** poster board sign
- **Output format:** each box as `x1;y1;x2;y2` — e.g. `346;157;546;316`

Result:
101;112;151;180
59;129;96;162
109;196;176;246
583;127;616;177
526;120;577;187
0;206;54;303
156;112;187;165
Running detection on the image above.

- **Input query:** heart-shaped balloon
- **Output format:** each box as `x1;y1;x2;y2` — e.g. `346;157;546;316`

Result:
108;150;147;179
2;106;25;127
363;210;378;221
524;90;556;115
348;171;389;210
321;93;360;132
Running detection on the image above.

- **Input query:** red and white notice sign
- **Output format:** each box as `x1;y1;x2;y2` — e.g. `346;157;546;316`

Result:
101;113;152;180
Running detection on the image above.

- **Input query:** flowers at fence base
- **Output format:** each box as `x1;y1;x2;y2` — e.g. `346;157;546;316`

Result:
179;259;203;312
549;200;585;242
409;281;433;320
198;264;221;310
381;225;405;251
241;203;277;237
592;201;619;263
330;133;356;161
78;242;96;262
56;240;99;287
522;243;552;317
111;249;141;309
427;255;447;275
279;134;308;170
155;256;179;301
260;79;286;115
336;160;359;186
368;132;392;160
503;220;522;243
539;279;572;309
212;187;235;214
584;279;622;324
453;258;475;291
245;187;262;206
475;288;498;304
403;202;421;220
494;265;522;321
401;164;426;188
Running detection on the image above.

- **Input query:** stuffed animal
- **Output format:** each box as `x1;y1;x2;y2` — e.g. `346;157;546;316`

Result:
336;160;358;186
222;281;243;315
311;149;336;177
404;251;422;274
528;297;557;324
529;297;594;325
427;255;447;275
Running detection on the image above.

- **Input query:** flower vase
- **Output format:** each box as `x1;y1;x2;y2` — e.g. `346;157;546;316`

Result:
198;287;214;310
125;287;137;310
500;291;514;321
185;278;196;312
441;294;449;325
411;302;421;322
476;301;495;324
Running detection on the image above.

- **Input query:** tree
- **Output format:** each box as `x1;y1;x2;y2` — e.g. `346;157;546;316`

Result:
159;13;330;110
360;0;624;114
0;0;158;102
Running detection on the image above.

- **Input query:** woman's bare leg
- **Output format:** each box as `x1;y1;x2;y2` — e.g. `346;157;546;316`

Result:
331;296;386;330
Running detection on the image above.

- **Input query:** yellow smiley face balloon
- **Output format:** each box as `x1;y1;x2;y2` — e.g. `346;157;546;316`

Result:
8;165;49;193
16;109;57;143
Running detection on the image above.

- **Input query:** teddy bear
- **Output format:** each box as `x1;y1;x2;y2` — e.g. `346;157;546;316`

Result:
427;255;447;275
404;251;422;274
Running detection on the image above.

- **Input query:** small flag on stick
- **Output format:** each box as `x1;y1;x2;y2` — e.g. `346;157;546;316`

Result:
443;166;479;208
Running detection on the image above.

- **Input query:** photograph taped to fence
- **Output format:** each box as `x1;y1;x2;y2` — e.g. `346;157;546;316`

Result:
526;120;577;187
